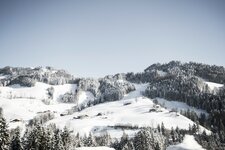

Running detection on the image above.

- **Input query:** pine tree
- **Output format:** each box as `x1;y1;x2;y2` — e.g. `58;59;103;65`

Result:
192;124;197;134
0;116;10;150
21;128;31;150
10;127;22;150
155;142;160;150
122;140;135;150
157;124;161;133
84;132;96;147
53;129;64;150
61;126;71;149
74;133;83;147
111;138;120;150
120;131;132;150
32;124;43;149
170;127;176;143
134;129;149;150
95;132;111;146
102;133;111;146
161;122;165;135
39;127;52;150
120;131;128;148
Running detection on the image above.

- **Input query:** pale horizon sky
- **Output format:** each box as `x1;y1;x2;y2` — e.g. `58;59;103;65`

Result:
0;0;225;77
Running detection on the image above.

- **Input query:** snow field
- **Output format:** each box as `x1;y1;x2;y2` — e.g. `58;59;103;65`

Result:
167;135;205;150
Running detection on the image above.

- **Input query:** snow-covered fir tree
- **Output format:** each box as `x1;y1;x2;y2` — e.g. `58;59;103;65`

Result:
0;115;10;150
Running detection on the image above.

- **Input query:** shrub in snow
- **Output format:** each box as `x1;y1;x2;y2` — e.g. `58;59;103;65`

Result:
60;92;76;103
46;87;54;99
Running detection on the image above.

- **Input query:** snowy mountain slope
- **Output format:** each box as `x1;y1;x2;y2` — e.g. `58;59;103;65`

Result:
122;83;148;100
0;83;211;138
0;82;77;101
77;91;95;106
0;82;94;131
1;63;225;149
156;98;208;117
47;96;210;138
167;135;205;150
0;97;74;122
205;81;224;93
205;81;223;89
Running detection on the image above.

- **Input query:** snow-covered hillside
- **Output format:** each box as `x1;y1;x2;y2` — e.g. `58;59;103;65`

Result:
0;74;217;149
0;83;210;136
0;82;93;131
167;135;205;150
0;82;77;101
47;96;210;138
205;81;224;93
156;98;208;117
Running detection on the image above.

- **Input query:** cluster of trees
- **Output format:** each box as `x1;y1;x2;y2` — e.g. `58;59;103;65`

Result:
72;76;135;110
0;122;165;150
195;131;225;149
144;75;225;142
138;61;225;146
124;61;225;148
1;108;224;150
126;61;225;85
0;66;74;87
143;61;225;84
0;114;110;150
0;109;175;150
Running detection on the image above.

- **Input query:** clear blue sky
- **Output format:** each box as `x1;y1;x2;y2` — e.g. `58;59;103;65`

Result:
0;0;225;77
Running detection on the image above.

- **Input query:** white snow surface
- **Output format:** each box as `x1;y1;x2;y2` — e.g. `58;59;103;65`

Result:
0;82;77;101
47;96;210;137
77;91;95;106
123;83;148;100
156;98;208;117
0;82;91;130
0;83;210;138
156;70;167;77
167;135;205;150
205;81;223;91
75;147;115;150
0;97;74;122
0;74;9;79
